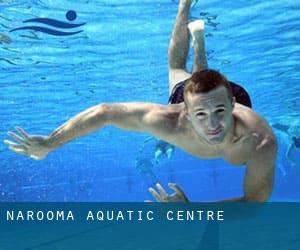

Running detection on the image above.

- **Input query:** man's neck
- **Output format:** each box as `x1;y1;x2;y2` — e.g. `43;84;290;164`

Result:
222;116;236;147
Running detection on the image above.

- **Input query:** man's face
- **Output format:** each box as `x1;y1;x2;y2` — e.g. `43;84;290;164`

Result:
185;86;234;145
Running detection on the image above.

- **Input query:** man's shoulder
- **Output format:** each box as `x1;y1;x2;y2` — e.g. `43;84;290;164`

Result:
146;103;185;130
150;103;183;118
233;103;275;145
234;103;269;130
229;104;276;166
142;103;187;144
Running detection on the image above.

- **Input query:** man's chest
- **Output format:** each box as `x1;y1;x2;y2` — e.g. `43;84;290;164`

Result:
177;134;253;165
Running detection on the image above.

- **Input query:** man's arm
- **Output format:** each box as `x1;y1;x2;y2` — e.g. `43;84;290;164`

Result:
48;103;174;147
242;135;277;202
4;103;178;159
217;134;277;202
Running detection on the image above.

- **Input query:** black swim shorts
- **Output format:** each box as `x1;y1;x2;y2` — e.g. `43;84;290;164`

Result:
168;79;252;108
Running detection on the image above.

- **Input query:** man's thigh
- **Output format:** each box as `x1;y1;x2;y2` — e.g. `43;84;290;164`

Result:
168;68;191;94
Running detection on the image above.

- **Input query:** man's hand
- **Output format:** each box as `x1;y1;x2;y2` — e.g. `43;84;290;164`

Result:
148;183;189;202
4;127;51;160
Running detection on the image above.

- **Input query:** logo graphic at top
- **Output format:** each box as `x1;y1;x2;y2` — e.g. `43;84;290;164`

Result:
10;10;85;36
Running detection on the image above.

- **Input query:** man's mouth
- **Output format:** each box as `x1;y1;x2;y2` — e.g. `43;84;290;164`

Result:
207;127;222;135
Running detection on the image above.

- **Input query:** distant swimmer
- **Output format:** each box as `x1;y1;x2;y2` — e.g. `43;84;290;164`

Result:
135;137;162;186
135;158;158;187
154;140;175;164
0;33;12;44
4;0;277;202
138;136;175;164
273;128;290;177
273;120;300;168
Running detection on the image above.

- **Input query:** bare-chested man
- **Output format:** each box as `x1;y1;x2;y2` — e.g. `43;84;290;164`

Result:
4;0;277;202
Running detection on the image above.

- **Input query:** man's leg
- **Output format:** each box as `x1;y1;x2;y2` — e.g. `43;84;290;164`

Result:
168;0;192;95
188;20;208;73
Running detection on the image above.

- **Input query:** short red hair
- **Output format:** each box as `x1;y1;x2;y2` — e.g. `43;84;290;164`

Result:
184;69;233;103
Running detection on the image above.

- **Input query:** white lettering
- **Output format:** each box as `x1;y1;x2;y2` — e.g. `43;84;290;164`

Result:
97;211;104;220
197;211;204;220
86;211;94;220
138;211;143;221
116;211;124;221
147;211;154;221
166;211;173;220
207;211;214;220
218;211;224;221
6;211;14;220
36;211;44;220
107;211;113;221
186;211;194;220
67;211;74;221
127;211;133;220
17;211;24;220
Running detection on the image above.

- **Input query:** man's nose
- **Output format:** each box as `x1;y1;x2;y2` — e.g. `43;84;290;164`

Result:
208;116;219;129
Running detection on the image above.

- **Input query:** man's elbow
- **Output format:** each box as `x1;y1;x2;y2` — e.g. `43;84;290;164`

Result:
94;103;113;124
265;133;277;156
256;192;271;202
257;133;277;153
245;190;272;202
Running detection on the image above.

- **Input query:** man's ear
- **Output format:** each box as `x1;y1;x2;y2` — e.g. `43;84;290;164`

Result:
184;105;190;120
231;97;236;108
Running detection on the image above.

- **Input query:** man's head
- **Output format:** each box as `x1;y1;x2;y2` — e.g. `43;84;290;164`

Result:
183;69;235;145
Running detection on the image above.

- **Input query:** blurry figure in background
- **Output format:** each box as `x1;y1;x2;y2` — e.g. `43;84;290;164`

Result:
155;140;175;163
138;136;175;165
135;137;158;186
273;120;300;168
135;136;170;186
273;128;290;177
135;158;158;187
136;137;174;186
0;33;12;44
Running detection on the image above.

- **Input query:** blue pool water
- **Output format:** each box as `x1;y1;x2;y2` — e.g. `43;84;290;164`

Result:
0;0;299;201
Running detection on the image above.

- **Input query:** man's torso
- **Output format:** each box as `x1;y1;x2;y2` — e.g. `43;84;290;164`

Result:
159;103;275;166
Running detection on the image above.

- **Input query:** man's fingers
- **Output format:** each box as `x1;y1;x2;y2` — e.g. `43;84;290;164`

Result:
9;146;27;155
4;140;27;153
156;183;168;199
168;183;186;198
4;139;15;147
148;187;161;202
12;148;26;154
7;131;28;145
4;140;27;150
30;155;41;160
4;140;23;148
15;127;30;140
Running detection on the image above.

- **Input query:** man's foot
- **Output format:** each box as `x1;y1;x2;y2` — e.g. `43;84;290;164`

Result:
179;0;192;8
187;20;205;47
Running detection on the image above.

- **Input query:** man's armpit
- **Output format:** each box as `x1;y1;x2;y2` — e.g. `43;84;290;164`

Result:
143;107;180;135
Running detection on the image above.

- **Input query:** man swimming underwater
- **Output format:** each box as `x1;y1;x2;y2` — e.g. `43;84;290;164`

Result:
273;120;300;168
4;0;277;202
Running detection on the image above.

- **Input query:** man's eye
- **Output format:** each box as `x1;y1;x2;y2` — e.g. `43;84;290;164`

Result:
216;109;225;114
196;112;206;116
